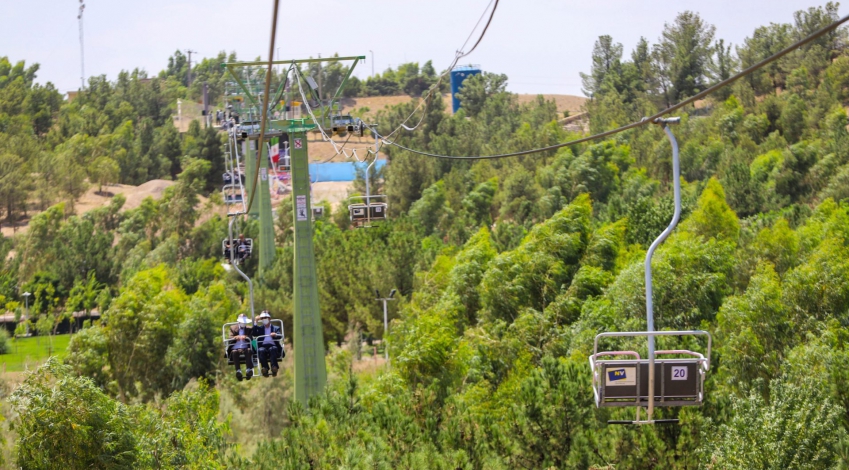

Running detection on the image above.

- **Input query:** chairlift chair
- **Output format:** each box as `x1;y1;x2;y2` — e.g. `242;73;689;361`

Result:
330;114;358;136
223;171;245;185
312;206;324;219
348;195;388;228
252;318;286;362
589;117;713;425
222;238;253;263
222;319;286;370
223;184;244;204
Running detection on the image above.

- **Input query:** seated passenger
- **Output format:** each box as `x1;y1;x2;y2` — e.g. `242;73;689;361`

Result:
237;234;249;259
228;314;254;381
253;311;282;377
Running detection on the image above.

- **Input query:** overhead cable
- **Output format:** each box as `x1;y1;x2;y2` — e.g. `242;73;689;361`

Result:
380;12;849;160
379;0;500;140
293;66;375;162
246;0;281;215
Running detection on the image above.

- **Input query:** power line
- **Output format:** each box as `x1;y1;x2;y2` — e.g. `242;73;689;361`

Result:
380;12;849;160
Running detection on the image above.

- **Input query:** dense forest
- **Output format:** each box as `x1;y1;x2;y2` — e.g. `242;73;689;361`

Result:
2;2;849;468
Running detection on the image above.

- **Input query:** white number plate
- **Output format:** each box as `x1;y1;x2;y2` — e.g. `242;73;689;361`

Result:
671;366;688;381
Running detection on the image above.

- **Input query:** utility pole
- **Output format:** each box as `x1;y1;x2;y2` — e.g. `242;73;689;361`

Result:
375;289;396;362
186;49;197;87
77;0;85;90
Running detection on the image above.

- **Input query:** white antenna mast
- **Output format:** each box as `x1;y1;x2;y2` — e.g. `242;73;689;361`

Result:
78;0;85;90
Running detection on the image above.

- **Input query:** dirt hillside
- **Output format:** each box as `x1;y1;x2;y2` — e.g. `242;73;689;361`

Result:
1;180;177;237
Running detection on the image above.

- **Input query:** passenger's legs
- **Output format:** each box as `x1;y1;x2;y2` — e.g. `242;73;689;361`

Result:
230;349;244;371
258;346;271;370
269;345;280;369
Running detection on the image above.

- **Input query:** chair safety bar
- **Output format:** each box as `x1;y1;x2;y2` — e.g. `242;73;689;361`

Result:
592;351;641;360
592;330;712;371
655;350;707;363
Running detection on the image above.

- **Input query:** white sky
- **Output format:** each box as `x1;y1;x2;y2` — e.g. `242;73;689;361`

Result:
0;0;837;96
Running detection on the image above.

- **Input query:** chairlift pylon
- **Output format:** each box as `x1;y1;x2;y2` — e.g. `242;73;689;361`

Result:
589;117;712;425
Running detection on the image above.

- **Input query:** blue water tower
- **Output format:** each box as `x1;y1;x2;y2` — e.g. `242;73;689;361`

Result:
450;65;481;113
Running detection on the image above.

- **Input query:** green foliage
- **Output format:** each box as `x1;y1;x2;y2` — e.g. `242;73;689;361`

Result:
716;262;791;393
0;327;10;355
703;375;847;469
7;6;849;466
11;358;138;469
65;325;111;389
481;194;592;323
132;380;230;469
683;177;740;241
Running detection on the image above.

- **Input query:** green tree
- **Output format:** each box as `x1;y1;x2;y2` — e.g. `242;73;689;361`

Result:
11;358;137;469
704;375;847;469
455;72;509;117
580;35;624;98
652;11;716;104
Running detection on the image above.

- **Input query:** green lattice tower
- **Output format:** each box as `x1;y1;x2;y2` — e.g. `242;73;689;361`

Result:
257;142;275;273
289;129;327;403
244;141;260;219
223;55;364;406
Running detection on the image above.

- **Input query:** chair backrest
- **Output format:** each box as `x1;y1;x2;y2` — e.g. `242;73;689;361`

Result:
590;330;711;409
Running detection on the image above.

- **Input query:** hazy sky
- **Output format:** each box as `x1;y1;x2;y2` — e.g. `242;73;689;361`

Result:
0;0;838;96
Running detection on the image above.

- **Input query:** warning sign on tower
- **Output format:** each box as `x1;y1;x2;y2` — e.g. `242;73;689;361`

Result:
294;138;303;149
296;195;307;221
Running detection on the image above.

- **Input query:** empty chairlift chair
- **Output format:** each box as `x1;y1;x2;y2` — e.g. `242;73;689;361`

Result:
348;195;388;228
589;117;712;425
223;184;244;204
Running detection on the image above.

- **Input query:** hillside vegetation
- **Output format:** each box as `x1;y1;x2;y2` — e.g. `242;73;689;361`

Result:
2;3;849;468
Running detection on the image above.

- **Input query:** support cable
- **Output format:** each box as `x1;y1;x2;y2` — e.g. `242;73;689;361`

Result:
246;0;281;215
379;12;849;160
293;66;374;162
380;0;500;140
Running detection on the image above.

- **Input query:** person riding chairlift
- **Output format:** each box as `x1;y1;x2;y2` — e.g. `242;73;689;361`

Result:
228;314;254;381
253;311;283;377
237;234;249;260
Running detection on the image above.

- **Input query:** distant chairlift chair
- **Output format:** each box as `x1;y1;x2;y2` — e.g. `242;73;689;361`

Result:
330;115;365;137
223;171;245;185
222;238;253;264
588;117;712;425
348;195;387;228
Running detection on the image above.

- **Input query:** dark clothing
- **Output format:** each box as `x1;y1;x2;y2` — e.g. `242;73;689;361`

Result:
257;344;281;370
230;348;254;371
228;324;253;352
228;324;254;371
253;324;283;370
252;324;282;347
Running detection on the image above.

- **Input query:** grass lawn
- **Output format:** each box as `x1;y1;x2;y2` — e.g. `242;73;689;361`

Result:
0;334;71;373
